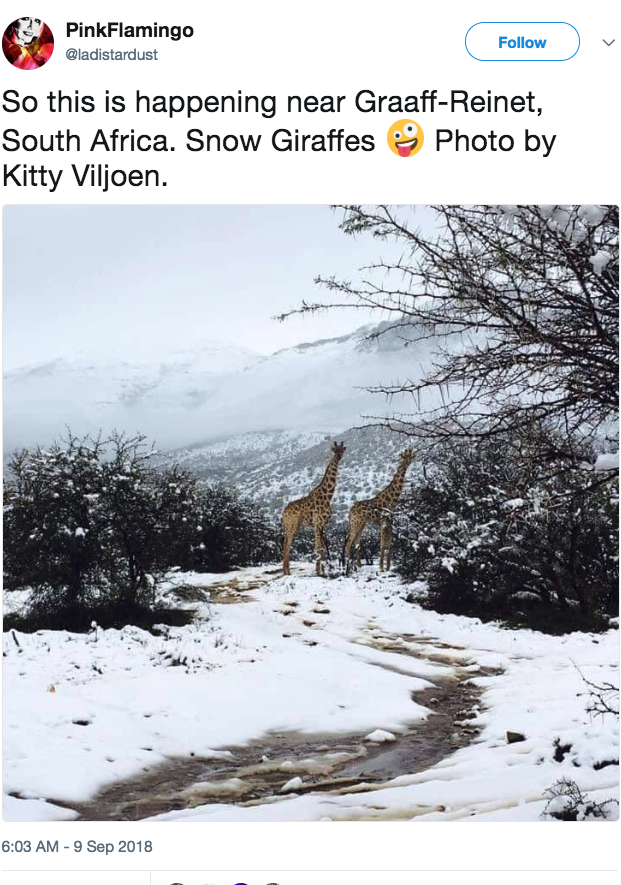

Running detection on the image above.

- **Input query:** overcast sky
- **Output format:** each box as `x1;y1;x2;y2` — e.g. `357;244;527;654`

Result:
3;205;435;370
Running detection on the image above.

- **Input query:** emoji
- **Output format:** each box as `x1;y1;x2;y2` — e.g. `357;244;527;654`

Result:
387;119;424;157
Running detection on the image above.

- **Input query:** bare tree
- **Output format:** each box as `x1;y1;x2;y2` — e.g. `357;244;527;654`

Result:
279;205;618;466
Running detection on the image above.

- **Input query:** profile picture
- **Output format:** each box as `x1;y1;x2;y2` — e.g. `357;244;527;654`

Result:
2;16;54;69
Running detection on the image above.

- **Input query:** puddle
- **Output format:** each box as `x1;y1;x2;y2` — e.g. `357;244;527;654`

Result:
71;659;487;821
54;572;495;821
208;589;254;605
71;731;364;820
171;575;270;607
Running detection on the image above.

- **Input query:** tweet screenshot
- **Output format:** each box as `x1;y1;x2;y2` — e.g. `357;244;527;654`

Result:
1;0;619;883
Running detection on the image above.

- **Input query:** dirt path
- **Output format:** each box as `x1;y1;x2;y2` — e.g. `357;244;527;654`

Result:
51;570;489;821
73;676;482;820
72;654;485;820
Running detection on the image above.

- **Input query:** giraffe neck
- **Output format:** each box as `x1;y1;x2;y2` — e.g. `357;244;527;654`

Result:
376;462;409;508
313;454;341;501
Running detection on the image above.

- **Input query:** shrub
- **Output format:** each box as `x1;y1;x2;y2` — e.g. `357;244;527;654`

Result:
190;483;278;572
3;432;278;630
542;778;618;821
395;431;618;632
4;434;116;623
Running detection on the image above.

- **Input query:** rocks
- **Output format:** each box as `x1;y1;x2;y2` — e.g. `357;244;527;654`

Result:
457;708;478;720
506;730;526;744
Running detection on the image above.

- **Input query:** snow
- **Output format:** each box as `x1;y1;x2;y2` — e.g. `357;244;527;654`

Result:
589;249;613;275
3;323;438;452
2;793;77;822
281;776;304;792
594;451;619;472
578;205;606;227
3;567;618;822
365;729;397;743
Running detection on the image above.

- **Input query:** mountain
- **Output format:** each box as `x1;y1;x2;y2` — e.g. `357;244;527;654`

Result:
2;339;257;454
162;425;414;521
3;323;434;454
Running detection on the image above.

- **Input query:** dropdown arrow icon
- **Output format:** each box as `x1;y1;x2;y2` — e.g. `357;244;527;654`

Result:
603;38;615;46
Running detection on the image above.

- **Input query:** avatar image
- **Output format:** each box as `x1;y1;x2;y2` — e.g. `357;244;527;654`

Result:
387;118;424;157
2;16;54;69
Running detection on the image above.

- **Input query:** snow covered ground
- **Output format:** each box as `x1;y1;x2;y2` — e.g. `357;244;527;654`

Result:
3;567;618;822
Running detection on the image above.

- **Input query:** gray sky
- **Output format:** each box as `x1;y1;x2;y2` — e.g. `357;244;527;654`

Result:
3;205;434;370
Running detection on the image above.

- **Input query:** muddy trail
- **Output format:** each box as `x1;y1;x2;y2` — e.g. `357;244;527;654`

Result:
71;625;488;821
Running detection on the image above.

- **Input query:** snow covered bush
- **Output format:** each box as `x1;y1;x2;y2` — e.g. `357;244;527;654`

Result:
3;432;277;630
188;482;278;573
542;674;618;819
396;430;618;632
542;778;618;821
4;434;112;623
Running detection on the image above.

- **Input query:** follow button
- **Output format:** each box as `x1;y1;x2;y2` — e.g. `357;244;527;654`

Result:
466;22;580;61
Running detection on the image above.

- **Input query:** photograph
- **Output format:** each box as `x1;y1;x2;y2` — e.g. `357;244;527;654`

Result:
2;203;619;822
2;16;54;70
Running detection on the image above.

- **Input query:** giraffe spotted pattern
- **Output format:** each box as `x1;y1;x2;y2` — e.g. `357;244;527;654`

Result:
282;441;346;576
345;449;415;571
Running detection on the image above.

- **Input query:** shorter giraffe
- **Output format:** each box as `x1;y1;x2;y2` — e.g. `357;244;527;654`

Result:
345;449;415;572
282;441;346;576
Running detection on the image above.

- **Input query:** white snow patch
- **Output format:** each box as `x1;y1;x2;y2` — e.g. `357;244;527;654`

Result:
589;250;612;275
594;452;619;472
281;776;304;793
365;729;397;743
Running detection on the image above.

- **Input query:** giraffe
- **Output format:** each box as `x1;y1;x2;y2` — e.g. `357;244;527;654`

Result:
345;449;415;572
282;441;346;576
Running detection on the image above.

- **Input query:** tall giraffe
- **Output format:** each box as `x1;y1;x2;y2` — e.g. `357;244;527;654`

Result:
345;449;415;572
282;441;346;576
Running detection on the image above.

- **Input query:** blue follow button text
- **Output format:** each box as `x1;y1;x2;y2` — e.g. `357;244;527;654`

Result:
466;22;580;61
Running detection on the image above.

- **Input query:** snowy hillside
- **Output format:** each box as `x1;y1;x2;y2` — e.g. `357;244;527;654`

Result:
3;323;433;453
2;339;257;453
164;425;416;520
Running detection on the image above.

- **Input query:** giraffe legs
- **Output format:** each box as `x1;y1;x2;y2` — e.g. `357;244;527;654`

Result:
345;518;367;572
282;512;302;576
347;514;393;571
314;521;329;576
282;532;293;576
344;529;354;565
283;509;333;578
379;517;393;572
